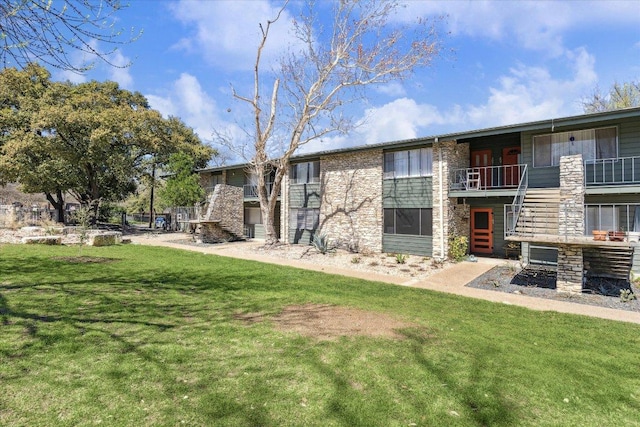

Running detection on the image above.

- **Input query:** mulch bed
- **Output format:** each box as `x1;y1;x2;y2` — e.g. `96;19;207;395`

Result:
467;265;640;312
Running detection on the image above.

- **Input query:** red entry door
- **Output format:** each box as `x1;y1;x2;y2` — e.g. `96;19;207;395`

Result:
502;146;521;187
471;208;493;254
471;149;492;188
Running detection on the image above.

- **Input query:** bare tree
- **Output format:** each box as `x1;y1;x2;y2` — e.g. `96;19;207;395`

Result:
583;81;640;113
228;0;442;245
0;0;140;72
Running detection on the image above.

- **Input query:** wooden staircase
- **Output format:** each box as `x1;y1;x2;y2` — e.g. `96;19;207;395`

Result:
514;188;561;237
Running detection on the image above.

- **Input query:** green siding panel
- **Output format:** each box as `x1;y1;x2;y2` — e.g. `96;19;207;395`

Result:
289;183;321;208
382;234;432;257
254;224;265;240
383;177;433;208
227;168;245;188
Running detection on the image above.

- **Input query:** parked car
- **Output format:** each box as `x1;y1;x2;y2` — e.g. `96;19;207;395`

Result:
155;216;166;230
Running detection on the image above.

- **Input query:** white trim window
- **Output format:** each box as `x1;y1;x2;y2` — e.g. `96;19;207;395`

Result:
383;208;433;236
533;126;617;167
291;161;320;184
384;148;433;179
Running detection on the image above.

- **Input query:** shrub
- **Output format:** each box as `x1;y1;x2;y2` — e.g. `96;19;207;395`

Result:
448;235;468;262
620;289;636;303
312;233;333;255
395;253;408;264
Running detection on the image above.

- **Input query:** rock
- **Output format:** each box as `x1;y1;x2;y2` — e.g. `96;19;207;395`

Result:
21;236;62;245
89;232;122;247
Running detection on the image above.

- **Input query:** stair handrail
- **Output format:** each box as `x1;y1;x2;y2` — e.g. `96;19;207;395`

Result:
507;164;528;236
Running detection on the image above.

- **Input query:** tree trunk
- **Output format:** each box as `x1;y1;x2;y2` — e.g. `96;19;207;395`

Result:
45;190;65;223
256;167;279;245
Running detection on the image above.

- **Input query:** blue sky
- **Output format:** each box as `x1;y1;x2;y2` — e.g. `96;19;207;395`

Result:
57;0;640;158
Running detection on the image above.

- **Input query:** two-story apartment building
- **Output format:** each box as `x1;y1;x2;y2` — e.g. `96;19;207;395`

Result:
198;107;640;293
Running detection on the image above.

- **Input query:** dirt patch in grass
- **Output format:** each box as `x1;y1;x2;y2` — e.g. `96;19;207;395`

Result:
52;256;119;264
236;303;414;341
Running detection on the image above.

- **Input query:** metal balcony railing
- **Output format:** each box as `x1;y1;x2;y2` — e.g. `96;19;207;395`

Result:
450;164;526;191
584;156;640;186
243;182;277;198
505;165;528;237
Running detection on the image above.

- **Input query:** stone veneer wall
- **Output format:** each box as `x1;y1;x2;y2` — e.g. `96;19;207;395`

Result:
432;140;470;259
319;150;383;253
201;184;244;240
556;154;585;294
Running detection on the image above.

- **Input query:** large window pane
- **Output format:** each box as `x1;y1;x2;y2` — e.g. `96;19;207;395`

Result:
383;152;395;179
534;135;551;167
395;208;420;235
309;161;320;183
394;151;409;178
535;127;617;167
420;148;433;176
244;207;262;225
595;128;617;159
290;208;319;230
383;209;395;234
409;149;421;176
291;161;320;184
420;208;433;236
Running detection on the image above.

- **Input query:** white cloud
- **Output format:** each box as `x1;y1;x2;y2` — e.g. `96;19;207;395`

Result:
145;73;248;161
305;46;599;151
169;0;299;71
147;73;220;141
397;1;640;57
53;39;133;89
107;50;133;89
374;82;407;98
464;47;597;127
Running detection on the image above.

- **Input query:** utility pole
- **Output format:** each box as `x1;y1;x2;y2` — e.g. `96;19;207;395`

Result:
148;160;155;228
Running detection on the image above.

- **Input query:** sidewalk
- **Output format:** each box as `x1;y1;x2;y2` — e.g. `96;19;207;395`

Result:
127;232;640;325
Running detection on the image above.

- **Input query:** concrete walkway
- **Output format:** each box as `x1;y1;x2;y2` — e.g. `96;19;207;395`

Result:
127;232;640;325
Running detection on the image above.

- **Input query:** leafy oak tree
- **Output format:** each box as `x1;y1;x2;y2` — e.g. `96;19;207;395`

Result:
223;0;443;245
158;152;205;208
0;64;213;222
0;0;140;72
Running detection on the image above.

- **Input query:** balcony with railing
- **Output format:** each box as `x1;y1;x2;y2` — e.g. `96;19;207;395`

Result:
450;164;527;194
505;202;640;246
243;182;279;199
585;156;640;186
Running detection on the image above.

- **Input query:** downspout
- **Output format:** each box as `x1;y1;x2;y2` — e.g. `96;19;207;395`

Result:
438;139;445;260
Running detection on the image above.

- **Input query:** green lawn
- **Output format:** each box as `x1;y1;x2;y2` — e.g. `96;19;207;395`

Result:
1;244;639;427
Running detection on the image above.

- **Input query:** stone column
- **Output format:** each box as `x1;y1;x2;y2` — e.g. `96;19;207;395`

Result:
556;245;584;294
432;140;469;259
556;154;585;294
280;173;290;243
559;155;585;237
